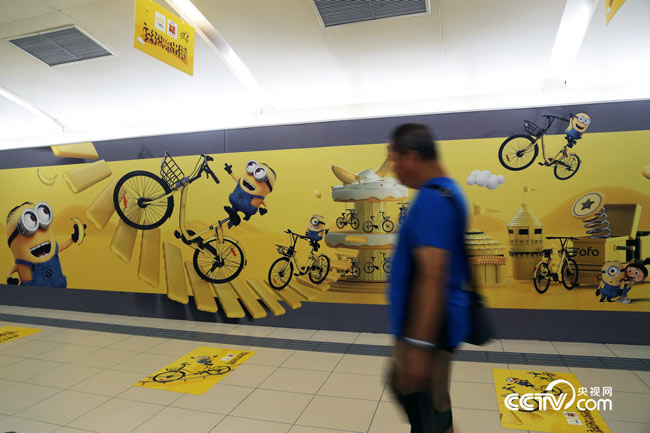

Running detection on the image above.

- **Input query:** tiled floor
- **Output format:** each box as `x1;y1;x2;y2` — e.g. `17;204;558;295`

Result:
0;306;648;433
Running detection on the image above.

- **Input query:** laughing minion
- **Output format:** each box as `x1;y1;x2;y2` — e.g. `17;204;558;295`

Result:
565;113;591;140
223;160;277;228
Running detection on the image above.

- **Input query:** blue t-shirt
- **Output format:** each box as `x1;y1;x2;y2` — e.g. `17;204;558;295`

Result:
388;177;471;349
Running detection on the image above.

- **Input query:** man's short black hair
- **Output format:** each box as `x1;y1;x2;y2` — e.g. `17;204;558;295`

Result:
390;123;437;160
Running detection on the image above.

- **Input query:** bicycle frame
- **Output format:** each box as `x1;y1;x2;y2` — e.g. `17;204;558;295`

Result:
519;116;574;168
279;232;316;275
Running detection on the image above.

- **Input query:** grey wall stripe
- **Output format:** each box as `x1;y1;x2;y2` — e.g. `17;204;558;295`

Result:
2;312;649;371
1;99;649;169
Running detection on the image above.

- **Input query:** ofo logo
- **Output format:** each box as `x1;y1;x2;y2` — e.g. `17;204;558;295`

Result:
504;379;612;412
466;170;505;190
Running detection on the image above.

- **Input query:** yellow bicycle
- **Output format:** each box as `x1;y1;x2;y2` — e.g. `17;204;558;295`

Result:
113;152;245;284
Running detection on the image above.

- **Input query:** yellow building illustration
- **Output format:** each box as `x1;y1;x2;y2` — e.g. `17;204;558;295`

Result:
466;228;507;286
508;198;544;280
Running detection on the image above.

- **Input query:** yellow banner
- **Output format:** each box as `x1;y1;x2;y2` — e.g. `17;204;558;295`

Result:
606;0;626;24
134;0;195;76
0;326;42;344
493;369;611;433
135;347;254;394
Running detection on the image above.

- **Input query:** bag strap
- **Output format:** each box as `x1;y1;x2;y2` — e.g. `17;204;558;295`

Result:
423;184;474;290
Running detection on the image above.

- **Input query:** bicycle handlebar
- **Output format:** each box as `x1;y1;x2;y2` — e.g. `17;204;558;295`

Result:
205;167;220;184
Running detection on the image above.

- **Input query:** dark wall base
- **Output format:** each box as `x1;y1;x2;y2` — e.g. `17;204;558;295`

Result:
1;285;648;345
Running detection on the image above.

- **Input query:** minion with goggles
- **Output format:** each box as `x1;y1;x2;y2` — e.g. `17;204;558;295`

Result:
223;160;277;228
5;202;85;287
306;215;328;251
596;260;626;302
565;113;591;140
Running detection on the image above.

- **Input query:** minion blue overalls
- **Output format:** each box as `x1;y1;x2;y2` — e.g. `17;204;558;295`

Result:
14;244;67;288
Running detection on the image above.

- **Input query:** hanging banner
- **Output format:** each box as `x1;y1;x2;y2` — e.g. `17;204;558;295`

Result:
135;347;254;394
493;369;612;433
606;0;626;24
133;0;195;76
0;326;42;344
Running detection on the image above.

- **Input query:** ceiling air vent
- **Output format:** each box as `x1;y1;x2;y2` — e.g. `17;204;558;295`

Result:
9;26;112;67
314;0;427;27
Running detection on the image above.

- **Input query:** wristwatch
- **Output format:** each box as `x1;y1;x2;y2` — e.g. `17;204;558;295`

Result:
400;336;437;351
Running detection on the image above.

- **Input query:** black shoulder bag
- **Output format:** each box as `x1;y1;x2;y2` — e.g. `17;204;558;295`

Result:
425;184;495;346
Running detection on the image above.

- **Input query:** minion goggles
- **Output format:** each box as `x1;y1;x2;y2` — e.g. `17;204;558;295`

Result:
245;160;273;192
7;202;53;247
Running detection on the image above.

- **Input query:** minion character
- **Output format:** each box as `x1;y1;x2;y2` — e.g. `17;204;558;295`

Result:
596;260;626;302
223;160;277;228
565;113;591;140
5;202;85;288
305;215;328;251
617;258;650;304
505;377;535;389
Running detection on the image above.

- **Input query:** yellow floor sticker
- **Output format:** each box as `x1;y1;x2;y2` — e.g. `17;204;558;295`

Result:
135;347;254;394
0;326;42;344
493;369;612;433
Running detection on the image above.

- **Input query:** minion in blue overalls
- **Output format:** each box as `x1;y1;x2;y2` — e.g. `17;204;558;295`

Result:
5;202;85;288
223;160;277;228
596;261;625;302
306;215;328;251
565;113;591;140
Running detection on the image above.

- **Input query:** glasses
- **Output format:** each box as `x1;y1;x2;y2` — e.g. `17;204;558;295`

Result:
245;160;273;192
7;202;53;247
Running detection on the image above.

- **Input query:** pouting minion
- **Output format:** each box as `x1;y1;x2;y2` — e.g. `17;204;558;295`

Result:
5;202;85;287
617;258;650;304
223;160;277;228
565;113;591;140
596;260;626;302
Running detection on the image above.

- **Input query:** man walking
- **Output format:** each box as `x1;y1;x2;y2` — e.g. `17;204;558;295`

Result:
388;123;471;433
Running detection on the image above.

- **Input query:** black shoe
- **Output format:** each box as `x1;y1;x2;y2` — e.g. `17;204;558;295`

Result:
224;206;241;228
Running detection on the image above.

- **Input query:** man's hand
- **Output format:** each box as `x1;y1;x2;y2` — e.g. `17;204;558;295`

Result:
224;163;233;174
392;341;434;394
6;277;19;285
259;208;268;216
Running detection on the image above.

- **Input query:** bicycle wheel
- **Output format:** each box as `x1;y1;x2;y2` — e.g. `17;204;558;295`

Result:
351;265;361;278
363;262;375;274
362;221;374;233
336;217;346;229
113;171;174;230
206;366;231;375
268;257;293;290
383;260;392;274
498;135;539;171
533;262;551;294
350;217;360;230
153;370;185;383
554;154;581;180
309;254;330;284
382;219;395;233
561;258;579;290
193;238;244;284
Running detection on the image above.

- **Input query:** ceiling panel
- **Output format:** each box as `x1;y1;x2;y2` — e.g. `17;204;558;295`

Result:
0;0;56;25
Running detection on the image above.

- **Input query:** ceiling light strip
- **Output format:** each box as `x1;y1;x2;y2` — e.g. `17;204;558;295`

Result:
0;86;65;131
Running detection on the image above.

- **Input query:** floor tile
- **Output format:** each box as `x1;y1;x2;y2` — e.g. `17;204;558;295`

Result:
259;367;329;394
32;344;100;363
231;388;312;423
111;352;179;374
297;395;377;432
0;416;60;433
70;369;144;397
570;367;650;393
16;390;108;425
172;383;254;414
120;317;168;328
354;332;393;346
209;416;291;433
42;329;96;344
118;385;183;405
0;338;30;353
457;340;504;352
507;364;570;372
450;381;499;411
157;319;201;331
601;391;650;423
26;363;104;388
71;348;138;369
289;426;351;433
133;406;224;433
318;372;385;400
191;322;239;334
282;350;343;371
552;341;616;357
0;358;64;382
246;347;295;367
634;370;650;389
0;382;60;415
68;397;164;433
368;401;410;433
1;340;63;357
500;339;559;355
107;335;168;352
267;328;317;340
452;408;512;433
0;378;16;391
146;339;201;356
451;362;507;383
72;332;130;348
54;427;96;432
308;330;359;344
227;325;277;337
216;363;276;388
596;419;650;433
605;343;650;359
333;354;391;376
